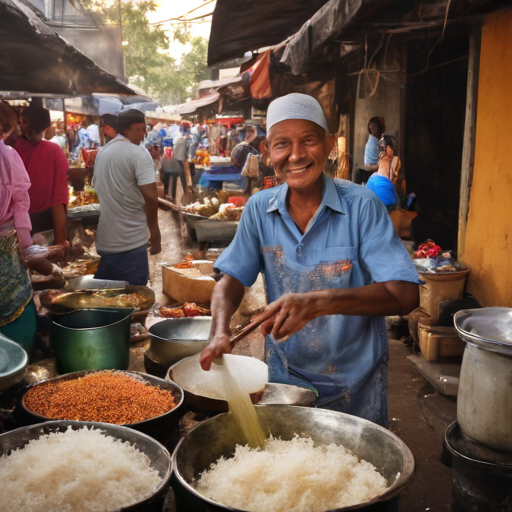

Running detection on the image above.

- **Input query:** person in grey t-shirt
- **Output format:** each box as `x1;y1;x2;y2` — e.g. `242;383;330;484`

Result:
93;109;161;285
165;122;193;202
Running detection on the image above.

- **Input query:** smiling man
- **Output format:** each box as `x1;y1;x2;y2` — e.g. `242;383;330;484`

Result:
200;93;419;427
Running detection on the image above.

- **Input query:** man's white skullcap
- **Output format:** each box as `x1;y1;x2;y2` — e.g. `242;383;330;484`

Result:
267;93;329;135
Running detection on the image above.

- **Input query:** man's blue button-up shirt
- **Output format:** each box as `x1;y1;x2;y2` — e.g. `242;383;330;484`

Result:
215;175;419;424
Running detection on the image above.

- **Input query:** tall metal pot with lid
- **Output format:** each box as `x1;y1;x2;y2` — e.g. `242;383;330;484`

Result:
454;308;512;452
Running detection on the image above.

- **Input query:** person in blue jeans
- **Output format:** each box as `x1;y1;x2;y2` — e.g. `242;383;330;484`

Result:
93;109;161;285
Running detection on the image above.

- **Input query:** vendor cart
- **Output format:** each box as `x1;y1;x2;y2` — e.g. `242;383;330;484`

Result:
194;220;239;257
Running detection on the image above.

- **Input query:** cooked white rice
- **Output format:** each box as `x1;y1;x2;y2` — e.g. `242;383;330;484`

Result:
0;427;162;512
195;436;388;512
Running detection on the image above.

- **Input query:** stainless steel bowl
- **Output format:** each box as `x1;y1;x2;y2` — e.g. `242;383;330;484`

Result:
0;420;172;512
173;405;415;511
17;370;184;445
147;317;212;369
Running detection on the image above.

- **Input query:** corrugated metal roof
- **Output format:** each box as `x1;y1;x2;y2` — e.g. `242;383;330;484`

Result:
174;92;221;115
0;0;136;97
207;0;331;66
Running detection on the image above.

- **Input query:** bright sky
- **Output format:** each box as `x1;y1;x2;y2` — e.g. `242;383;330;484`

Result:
146;0;215;59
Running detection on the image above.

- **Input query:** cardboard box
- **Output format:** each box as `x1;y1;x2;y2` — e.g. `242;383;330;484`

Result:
418;324;465;361
162;260;216;303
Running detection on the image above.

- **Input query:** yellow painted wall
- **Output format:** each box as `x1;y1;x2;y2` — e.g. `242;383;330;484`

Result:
461;9;512;306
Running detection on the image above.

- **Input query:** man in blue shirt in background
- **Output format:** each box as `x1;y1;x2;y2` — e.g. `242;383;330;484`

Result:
353;116;386;184
200;94;418;429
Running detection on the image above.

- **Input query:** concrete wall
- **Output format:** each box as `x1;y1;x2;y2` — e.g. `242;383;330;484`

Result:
56;26;125;81
461;9;512;306
351;40;405;169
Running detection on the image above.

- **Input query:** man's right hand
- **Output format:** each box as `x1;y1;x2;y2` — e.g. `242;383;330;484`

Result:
149;231;162;255
199;332;232;371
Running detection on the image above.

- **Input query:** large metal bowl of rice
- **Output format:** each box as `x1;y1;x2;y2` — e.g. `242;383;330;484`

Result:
173;405;415;512
0;420;173;512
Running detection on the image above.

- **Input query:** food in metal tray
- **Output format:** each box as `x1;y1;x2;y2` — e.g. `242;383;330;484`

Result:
24;371;177;424
160;302;210;318
49;290;152;309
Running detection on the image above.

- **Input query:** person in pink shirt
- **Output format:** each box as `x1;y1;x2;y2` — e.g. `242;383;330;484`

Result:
14;104;69;247
0;102;64;352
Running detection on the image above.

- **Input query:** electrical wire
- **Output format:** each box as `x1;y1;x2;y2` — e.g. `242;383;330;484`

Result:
151;11;213;25
424;0;452;71
150;0;215;26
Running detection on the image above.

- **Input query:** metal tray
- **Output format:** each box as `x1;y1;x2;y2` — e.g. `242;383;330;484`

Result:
195;220;238;243
40;285;155;313
0;333;28;392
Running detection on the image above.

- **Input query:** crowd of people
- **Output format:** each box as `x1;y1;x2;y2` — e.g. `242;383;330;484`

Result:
0;102;67;352
0;94;416;360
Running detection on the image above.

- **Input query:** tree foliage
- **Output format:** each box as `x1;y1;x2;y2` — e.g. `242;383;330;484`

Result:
74;0;210;105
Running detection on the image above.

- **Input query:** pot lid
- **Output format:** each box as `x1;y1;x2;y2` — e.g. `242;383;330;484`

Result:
454;308;512;357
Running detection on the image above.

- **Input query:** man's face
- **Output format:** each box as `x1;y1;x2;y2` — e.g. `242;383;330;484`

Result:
268;119;333;191
124;122;147;145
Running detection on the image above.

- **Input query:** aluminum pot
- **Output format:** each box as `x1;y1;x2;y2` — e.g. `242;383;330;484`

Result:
455;308;512;452
441;421;512;512
0;420;173;512
147;317;212;371
172;405;415;512
50;308;133;373
16;370;184;445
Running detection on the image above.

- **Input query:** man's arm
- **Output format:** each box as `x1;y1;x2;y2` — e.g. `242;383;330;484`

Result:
199;274;246;371
51;203;68;247
257;281;419;340
183;161;193;191
138;183;161;255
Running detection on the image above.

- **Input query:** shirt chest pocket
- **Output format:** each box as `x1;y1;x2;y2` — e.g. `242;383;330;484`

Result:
302;246;358;291
309;246;358;269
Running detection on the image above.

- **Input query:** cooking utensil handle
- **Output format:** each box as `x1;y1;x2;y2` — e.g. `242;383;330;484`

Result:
229;317;263;348
212;316;265;366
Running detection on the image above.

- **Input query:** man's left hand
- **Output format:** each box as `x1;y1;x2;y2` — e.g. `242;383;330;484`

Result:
257;292;322;341
149;232;162;255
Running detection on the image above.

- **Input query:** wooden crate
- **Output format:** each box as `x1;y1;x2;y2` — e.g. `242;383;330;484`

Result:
418;324;465;361
162;260;216;303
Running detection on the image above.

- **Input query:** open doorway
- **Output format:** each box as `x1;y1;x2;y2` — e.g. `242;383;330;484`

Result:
404;36;469;254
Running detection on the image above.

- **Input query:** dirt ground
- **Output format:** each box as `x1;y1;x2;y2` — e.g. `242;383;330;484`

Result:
150;208;457;512
388;337;456;511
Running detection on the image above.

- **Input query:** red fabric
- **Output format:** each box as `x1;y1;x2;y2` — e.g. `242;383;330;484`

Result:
14;137;69;213
249;51;272;99
228;196;247;207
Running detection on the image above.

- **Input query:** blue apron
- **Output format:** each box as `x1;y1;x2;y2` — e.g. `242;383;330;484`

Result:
262;245;389;428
